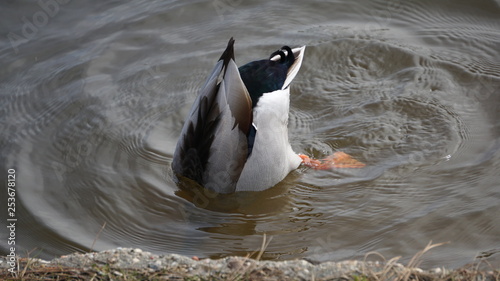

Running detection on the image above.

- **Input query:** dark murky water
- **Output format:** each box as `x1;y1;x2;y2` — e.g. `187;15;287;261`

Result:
1;0;499;269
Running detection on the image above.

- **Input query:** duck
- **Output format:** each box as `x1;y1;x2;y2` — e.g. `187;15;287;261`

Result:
172;38;364;193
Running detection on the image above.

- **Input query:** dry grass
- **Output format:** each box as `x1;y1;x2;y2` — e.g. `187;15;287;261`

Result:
223;233;280;281
358;241;499;281
90;222;107;253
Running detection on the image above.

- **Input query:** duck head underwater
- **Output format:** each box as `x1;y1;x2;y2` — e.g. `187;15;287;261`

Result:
172;38;364;193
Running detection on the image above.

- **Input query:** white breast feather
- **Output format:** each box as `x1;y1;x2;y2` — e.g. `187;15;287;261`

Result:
235;88;301;191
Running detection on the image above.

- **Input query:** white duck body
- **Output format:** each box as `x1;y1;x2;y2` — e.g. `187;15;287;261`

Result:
236;88;301;191
172;38;305;193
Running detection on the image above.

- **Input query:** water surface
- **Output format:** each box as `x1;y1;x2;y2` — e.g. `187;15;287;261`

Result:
1;0;499;269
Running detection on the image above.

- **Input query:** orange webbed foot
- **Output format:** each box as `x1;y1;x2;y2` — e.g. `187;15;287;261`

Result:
298;154;322;169
299;152;365;170
323;151;366;168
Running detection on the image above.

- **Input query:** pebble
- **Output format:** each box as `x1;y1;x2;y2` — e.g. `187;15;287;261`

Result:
148;264;159;271
430;267;445;275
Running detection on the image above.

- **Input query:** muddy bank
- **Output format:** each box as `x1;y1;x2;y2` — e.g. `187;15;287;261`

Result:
1;248;498;280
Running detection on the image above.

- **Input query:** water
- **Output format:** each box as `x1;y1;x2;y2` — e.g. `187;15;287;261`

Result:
1;0;500;269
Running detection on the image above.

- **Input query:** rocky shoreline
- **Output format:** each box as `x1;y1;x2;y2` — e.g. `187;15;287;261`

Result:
1;248;498;280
